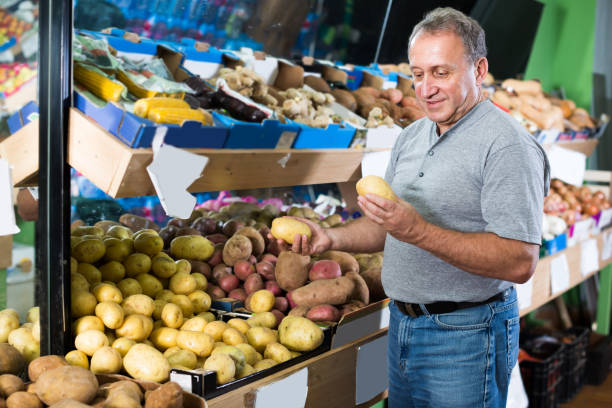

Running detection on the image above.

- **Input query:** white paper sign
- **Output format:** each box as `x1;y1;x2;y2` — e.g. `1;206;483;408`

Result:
356;334;389;405
550;254;570;295
146;127;209;219
602;230;612;261
572;218;594;242
516;277;533;310
255;368;308;408
332;305;390;349
0;159;20;236
598;208;612;228
361;150;391;179
547;145;586;186
580;238;599;276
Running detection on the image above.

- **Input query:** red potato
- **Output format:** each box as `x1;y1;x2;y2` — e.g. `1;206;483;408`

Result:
274;297;289;313
218;274;240;293
261;254;278;265
309;260;342;281
248;255;258;264
206;284;226;300
234;261;255;281
206;234;228;245
288;305;310;317
258;226;271;247
228;288;247;302
265;281;282;297
256;261;275;281
244;274;264;295
270;309;285;327
189;260;212;279
191;217;219;235
212;264;231;282
222;220;245;236
306;304;341;322
287;292;297;309
266;239;282;256
207;246;224;266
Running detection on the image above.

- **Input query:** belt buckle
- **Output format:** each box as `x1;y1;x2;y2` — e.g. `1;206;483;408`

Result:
404;303;418;318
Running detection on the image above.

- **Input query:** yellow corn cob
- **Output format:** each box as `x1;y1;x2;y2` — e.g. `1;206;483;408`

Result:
134;97;190;118
147;107;208;125
116;70;160;99
74;64;126;102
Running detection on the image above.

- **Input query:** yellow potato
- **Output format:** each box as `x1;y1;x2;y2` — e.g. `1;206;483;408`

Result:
191;273;208;291
161;303;184;329
90;346;122;374
122;294;155;317
163;346;182;358
132;229;159;239
99;261;126;283
71;272;90;293
246;327;277;353
170;235;214;261
152;299;167;320
71;290;97;318
117;278;143;297
135;273;163;298
115;314;154;342
72;225;104;237
106;225;132;240
253;358;277;372
73;316;105;335
176;330;215;357
212;345;245;372
169;272;197;295
270;217;312;244
72;238;106;264
223;328;247;346
0;313;20;342
65;350;89;369
32;320;40;342
180;317;208;332
75;329;109;356
203;321;228;342
166;349;198;370
103;237;132;262
246;312;277;329
188;290;211;314
278;316;324;352
151;256;177;279
70;257;78;274
77;263;102;285
155;289;175;302
150;327;179;350
197;312;216;323
227;318;251;335
249;290;275;313
123;253;152;277
92;283;123;303
175;259;191;274
95;301;125;329
170;295;193;318
133;233;164;257
123;343;170;382
154;319;164;330
237;363;255;379
203;353;235;384
264;342;292;363
8;327;39;362
356;175;397;201
235;343;259;366
112;337;136;357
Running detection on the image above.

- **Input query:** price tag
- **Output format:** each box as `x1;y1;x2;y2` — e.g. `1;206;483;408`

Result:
602;230;612;261
356;334;389;405
598;208;612;229
572;218;594;242
255;368;308;408
275;131;297;149
169;371;194;393
550;254;570;295
547;145;586;187
580;238;599;276
361;150;391;179
516;277;533;310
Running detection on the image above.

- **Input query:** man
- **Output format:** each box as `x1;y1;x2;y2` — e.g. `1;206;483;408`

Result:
278;7;549;408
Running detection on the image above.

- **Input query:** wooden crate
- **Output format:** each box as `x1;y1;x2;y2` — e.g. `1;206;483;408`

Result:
0;118;38;187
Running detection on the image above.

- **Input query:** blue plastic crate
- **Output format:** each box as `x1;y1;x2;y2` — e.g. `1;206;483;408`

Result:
7;101;39;134
212;111;299;149
544;233;568;256
292;121;356;149
74;91;228;149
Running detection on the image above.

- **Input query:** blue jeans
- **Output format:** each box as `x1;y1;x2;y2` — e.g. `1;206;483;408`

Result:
388;287;519;408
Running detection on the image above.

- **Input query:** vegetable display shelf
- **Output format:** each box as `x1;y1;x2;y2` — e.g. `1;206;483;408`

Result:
0;76;36;113
65;108;374;197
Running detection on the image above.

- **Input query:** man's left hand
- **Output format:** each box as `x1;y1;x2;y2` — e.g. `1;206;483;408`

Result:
357;194;427;244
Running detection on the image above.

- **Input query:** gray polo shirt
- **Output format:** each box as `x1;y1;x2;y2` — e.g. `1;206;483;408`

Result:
382;99;549;304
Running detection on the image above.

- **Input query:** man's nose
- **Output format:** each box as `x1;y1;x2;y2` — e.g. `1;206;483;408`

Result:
420;76;438;98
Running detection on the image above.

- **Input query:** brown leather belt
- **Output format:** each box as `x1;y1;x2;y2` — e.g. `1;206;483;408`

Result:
394;292;505;318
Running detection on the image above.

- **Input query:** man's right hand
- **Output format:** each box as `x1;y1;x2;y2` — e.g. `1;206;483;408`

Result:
270;217;333;256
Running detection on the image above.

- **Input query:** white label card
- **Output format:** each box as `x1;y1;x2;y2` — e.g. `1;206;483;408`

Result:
572;218;594;242
550;254;570;295
255;368;308;408
361;150;391;179
356;334;389;405
602;230;612;261
580;238;599;276
598;208;612;228
547;145;586;187
516;277;533;310
169;372;193;393
0;159;20;236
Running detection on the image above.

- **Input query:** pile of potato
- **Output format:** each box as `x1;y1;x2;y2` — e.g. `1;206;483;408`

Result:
0;307;40;364
0;353;193;407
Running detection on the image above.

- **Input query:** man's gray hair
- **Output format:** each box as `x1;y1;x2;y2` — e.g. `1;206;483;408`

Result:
408;7;487;63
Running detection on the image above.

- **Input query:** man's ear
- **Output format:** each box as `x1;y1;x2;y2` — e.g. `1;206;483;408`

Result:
474;57;488;86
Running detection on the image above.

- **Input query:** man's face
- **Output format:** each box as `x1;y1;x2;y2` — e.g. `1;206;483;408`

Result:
409;30;483;131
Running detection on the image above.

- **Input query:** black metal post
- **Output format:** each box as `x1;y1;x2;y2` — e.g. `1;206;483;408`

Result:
36;0;73;355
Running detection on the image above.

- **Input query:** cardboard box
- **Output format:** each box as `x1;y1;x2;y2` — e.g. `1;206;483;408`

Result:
0;235;11;270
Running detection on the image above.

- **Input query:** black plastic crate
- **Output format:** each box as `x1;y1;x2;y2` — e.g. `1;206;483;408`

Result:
585;334;612;386
558;327;589;402
519;342;565;408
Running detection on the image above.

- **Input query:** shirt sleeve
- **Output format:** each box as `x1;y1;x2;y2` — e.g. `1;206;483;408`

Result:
481;143;548;245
